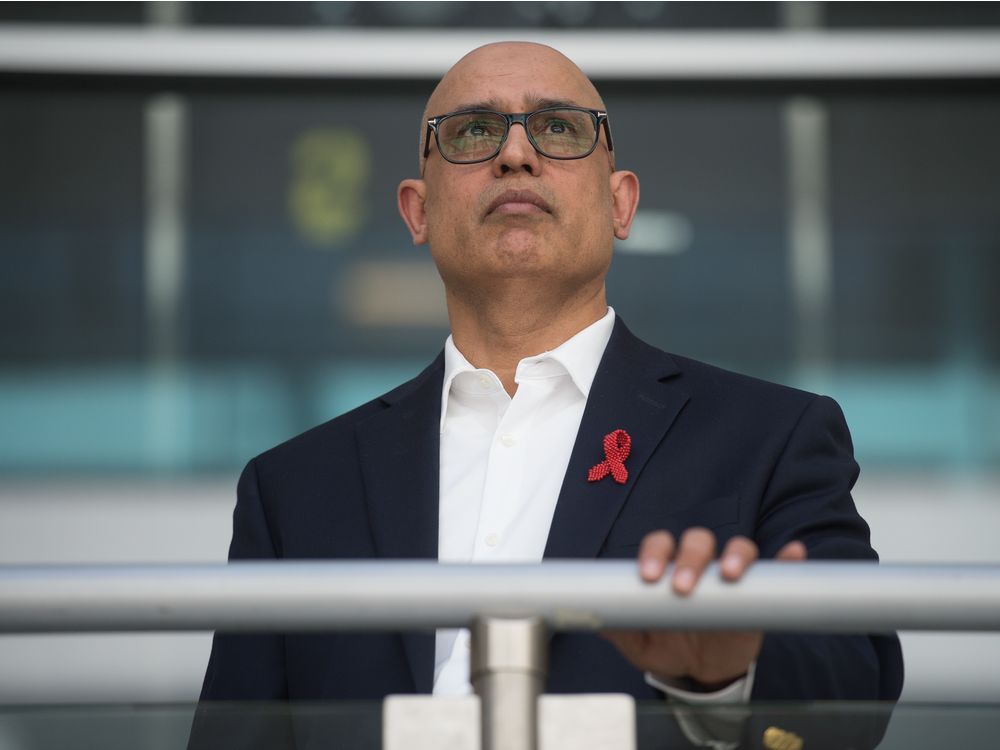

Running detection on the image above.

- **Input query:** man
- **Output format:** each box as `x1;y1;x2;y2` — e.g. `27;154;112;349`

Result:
191;42;902;749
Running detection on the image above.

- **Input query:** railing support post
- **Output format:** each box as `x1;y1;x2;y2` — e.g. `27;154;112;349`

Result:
470;616;547;750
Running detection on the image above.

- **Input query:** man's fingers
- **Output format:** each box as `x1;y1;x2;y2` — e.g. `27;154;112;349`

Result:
719;536;759;581
638;530;675;582
637;531;804;592
776;539;808;561
672;527;716;595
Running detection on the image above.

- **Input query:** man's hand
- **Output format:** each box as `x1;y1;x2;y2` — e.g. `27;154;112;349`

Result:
603;528;807;690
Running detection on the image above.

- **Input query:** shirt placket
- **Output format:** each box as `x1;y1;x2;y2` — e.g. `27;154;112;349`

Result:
470;379;542;561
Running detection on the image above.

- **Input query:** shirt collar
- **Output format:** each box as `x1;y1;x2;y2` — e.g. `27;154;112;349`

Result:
440;307;616;432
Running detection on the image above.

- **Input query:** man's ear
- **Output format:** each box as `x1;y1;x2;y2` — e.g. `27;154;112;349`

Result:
609;170;640;241
397;178;429;245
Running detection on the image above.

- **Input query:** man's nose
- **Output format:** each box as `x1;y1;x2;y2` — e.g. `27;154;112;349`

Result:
492;122;542;176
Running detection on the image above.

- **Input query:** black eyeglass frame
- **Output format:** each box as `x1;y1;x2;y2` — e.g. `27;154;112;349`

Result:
423;106;614;165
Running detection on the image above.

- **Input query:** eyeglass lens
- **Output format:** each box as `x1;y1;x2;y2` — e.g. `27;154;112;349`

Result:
436;109;598;162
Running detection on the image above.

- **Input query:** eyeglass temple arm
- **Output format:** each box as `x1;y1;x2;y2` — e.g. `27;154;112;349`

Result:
423;120;436;159
599;113;614;153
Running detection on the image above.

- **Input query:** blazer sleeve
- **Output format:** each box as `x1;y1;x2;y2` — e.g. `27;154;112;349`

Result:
187;458;296;750
746;395;904;749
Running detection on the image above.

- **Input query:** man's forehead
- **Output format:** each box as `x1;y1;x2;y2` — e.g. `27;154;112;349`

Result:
426;43;604;115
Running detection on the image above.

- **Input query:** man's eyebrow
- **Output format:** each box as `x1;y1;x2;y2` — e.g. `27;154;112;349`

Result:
444;99;503;114
439;96;589;115
527;97;587;110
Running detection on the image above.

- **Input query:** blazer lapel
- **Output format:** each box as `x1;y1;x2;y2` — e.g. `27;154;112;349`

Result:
356;355;443;694
544;319;689;559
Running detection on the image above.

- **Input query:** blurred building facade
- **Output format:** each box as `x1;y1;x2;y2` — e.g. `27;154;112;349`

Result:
0;0;998;705
1;1;998;475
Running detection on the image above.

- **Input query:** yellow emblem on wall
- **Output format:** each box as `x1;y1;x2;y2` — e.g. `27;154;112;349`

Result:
289;129;370;247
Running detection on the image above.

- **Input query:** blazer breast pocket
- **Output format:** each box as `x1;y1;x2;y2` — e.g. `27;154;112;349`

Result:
601;493;742;553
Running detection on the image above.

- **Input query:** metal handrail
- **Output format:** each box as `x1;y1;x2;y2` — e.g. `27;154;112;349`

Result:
2;561;999;633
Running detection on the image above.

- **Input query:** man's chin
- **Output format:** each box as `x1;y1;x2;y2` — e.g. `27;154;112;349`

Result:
490;233;547;267
490;225;549;252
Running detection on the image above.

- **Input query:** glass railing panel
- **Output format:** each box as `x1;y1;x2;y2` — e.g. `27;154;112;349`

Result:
1;701;998;750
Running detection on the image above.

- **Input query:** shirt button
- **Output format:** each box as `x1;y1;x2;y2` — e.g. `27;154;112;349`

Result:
478;374;492;388
499;434;516;447
484;532;499;547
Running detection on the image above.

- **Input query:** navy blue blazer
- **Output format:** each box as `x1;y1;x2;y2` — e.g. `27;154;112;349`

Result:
191;318;903;749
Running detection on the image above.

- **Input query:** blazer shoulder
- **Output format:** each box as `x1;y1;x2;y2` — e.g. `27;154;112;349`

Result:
250;353;445;471
666;351;824;409
611;317;824;409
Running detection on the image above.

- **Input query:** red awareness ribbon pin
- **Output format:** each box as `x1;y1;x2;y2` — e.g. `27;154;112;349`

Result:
587;429;632;485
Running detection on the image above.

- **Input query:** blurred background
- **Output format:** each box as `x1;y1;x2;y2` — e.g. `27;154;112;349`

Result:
0;0;998;709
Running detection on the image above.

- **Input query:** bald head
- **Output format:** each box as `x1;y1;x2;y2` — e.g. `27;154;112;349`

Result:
418;42;607;170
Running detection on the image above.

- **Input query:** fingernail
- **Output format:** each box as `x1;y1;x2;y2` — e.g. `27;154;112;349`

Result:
674;568;694;591
641;558;660;578
722;555;742;575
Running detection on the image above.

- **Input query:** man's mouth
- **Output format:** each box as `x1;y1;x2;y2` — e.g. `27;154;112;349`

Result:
485;189;553;217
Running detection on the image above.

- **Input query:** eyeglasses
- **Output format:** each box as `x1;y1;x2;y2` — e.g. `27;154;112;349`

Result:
423;106;614;165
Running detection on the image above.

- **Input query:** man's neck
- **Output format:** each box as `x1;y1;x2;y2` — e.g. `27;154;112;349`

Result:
446;284;608;396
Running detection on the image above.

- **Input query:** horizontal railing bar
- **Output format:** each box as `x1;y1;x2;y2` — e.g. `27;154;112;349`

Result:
1;26;1000;79
1;561;999;633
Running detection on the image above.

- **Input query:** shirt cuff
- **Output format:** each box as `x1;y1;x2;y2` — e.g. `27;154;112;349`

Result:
644;660;756;704
644;663;756;749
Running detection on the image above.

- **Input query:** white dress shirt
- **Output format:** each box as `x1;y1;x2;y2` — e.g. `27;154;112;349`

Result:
432;306;752;709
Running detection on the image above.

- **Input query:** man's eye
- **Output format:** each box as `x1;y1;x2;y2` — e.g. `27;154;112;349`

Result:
537;119;575;136
460;120;498;137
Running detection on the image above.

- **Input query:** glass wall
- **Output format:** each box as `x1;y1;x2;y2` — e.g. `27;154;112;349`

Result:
1;3;998;477
1;83;997;474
